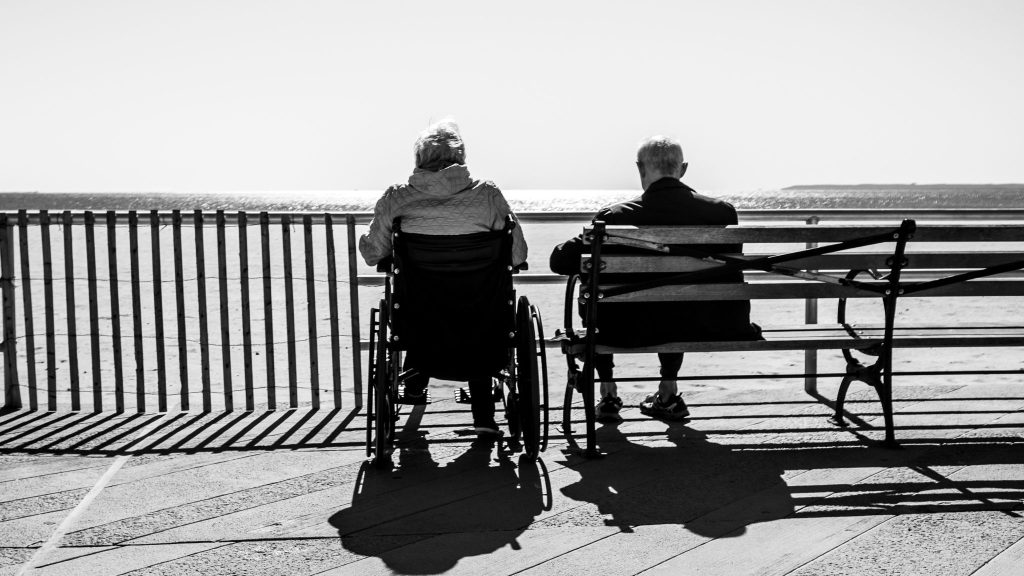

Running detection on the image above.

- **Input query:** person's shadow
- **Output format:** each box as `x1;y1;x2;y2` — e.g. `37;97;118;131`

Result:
329;432;550;575
559;422;793;537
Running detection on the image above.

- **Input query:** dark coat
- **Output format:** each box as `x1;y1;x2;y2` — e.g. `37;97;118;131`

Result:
549;177;760;347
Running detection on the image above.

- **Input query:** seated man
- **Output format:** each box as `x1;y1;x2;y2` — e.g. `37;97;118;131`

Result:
549;135;759;421
359;119;528;436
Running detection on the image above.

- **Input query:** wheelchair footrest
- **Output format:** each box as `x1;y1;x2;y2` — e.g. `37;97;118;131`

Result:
397;385;431;405
454;385;504;404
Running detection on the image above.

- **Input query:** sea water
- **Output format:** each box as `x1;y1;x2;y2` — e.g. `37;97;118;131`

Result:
2;184;1023;212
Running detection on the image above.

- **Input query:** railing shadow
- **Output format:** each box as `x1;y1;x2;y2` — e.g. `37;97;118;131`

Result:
0;406;364;456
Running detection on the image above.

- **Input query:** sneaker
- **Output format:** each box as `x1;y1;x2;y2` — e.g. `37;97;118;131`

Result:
639;393;690;420
398;385;429;405
597;395;623;422
454;383;504;404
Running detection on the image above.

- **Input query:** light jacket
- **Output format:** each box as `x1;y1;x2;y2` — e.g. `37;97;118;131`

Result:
358;164;528;267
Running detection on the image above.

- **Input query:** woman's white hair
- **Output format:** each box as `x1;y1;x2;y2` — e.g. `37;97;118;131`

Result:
414;119;466;171
637;136;684;175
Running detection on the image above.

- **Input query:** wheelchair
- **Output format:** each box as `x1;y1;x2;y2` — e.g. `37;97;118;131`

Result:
366;217;548;467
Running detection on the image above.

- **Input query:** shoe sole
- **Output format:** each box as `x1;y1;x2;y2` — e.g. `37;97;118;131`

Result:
639;406;689;421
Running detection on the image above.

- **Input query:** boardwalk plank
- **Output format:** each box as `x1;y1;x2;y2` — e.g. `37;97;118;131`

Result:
31;543;220;576
973;537;1024;576
323;527;612;576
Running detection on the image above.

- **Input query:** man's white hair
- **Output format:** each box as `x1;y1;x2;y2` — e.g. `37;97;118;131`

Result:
637;136;684;175
414;119;466;171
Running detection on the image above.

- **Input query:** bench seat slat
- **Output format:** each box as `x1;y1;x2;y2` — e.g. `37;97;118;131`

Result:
599;279;1024;302
557;323;1024;354
588;252;1024;274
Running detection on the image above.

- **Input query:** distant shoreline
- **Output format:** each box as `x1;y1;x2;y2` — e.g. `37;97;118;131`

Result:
781;183;1024;191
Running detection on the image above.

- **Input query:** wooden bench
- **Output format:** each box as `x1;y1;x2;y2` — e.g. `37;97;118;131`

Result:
556;219;1024;456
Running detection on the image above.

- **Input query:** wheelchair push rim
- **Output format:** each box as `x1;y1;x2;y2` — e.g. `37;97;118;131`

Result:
372;299;397;468
366;308;378;458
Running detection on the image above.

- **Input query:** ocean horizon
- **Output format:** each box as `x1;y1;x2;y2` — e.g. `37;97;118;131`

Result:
1;184;1023;213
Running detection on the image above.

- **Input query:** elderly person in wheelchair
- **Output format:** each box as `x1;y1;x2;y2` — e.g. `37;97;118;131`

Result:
359;120;546;465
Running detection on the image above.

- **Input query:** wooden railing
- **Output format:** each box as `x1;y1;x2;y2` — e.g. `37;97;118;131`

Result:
2;208;1022;413
1;210;363;413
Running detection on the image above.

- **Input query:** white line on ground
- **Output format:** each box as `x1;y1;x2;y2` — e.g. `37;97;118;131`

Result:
15;415;168;576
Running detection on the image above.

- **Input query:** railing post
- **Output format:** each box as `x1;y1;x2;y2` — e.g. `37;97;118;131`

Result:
150;210;168;412
260;212;276;410
18;210;37;410
107;211;125;412
216;210;233;411
804;215;820;394
129;211;146;412
86;211;102;410
172;210;189;411
238;211;255;411
64;211;81;411
346;215;363;409
325;214;343;409
41;210;57;410
1;214;21;410
302;214;319;410
282;215;297;408
194;210;212;412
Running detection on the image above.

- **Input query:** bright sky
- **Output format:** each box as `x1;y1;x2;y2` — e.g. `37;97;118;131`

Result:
2;0;1023;193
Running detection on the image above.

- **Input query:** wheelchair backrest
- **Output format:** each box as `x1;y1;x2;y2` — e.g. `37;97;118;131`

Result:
389;217;516;381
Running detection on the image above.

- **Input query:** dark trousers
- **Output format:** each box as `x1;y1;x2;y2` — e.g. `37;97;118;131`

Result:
403;359;495;425
593;353;685;383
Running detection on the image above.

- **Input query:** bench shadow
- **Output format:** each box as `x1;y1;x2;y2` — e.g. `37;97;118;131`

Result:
328;433;551;575
560;423;795;538
556;420;1024;539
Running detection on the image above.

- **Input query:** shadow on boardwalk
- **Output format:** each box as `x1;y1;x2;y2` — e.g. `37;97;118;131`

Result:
558;423;794;538
2;392;1023;575
560;420;1023;537
329;434;550;574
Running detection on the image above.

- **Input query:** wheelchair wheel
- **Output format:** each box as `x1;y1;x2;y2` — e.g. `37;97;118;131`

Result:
515;296;545;459
560;274;581;437
533;305;550;453
372;299;396;468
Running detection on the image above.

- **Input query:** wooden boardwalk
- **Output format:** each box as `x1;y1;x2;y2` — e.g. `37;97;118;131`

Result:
1;379;1022;576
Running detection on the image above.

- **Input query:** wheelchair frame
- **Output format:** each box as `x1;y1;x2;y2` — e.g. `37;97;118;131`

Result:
365;220;548;468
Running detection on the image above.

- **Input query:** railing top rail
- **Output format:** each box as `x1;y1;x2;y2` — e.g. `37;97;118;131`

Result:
1;207;1023;226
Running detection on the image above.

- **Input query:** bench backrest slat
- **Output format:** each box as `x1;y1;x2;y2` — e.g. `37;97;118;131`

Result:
588;224;1024;244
